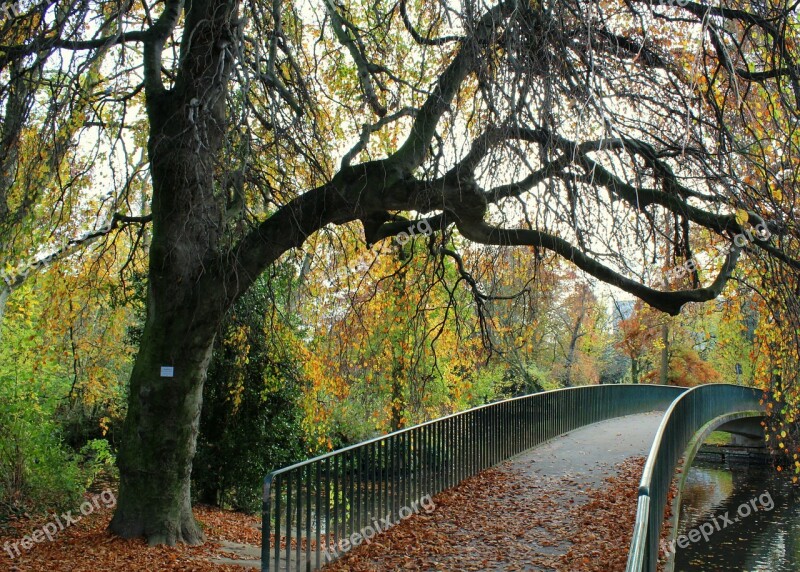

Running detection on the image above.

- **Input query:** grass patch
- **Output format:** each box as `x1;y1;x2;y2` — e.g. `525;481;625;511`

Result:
703;431;732;446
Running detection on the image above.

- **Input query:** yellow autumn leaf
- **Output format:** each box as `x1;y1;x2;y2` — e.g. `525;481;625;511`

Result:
772;187;783;201
735;209;749;226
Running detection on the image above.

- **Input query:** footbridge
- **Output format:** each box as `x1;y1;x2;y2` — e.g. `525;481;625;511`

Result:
261;383;766;571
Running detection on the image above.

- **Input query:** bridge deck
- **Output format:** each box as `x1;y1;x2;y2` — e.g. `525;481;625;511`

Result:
323;411;665;572
513;411;664;504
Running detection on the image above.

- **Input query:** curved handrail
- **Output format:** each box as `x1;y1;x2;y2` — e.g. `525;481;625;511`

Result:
625;383;766;572
267;384;684;479
262;383;685;572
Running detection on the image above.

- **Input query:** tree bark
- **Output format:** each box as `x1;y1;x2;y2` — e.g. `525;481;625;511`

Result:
110;99;228;543
110;304;217;545
110;133;229;542
0;285;9;342
390;242;409;431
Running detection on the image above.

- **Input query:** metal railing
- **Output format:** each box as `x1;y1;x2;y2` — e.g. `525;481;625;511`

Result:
262;384;685;571
625;383;766;572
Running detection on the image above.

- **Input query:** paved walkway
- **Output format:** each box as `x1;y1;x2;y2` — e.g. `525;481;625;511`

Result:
209;540;261;568
511;411;664;502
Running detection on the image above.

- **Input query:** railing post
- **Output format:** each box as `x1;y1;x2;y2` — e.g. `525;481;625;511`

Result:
262;475;272;572
296;467;302;569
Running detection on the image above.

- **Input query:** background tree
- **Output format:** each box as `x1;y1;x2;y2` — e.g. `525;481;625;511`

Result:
0;243;135;517
474;246;560;394
193;270;306;512
300;228;487;442
616;301;660;384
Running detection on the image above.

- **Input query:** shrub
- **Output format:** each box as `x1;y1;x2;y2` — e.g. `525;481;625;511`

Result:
0;403;83;521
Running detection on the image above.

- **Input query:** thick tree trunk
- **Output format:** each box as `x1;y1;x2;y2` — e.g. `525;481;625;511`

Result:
111;30;233;540
110;155;227;544
110;303;217;544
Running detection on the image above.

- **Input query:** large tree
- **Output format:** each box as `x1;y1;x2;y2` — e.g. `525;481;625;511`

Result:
2;0;799;544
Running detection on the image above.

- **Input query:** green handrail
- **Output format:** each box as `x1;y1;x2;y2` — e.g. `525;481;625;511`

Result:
625;383;766;572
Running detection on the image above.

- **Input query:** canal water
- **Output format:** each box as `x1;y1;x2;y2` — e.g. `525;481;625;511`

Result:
673;459;800;571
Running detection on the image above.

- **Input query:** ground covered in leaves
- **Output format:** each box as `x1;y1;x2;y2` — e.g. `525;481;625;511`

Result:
0;456;669;571
0;499;261;571
325;456;652;572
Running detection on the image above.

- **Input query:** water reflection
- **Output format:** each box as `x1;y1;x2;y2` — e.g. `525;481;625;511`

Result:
674;460;800;571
